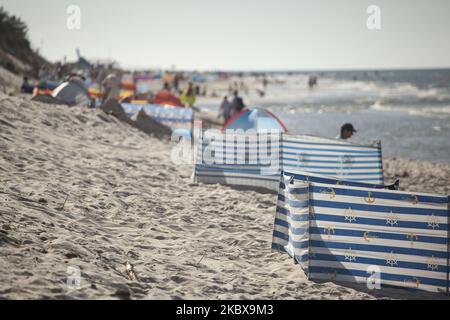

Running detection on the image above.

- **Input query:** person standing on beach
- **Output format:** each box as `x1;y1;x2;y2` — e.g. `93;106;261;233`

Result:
218;95;232;124
336;123;357;140
229;90;245;117
308;75;318;89
172;73;180;92
102;73;121;102
262;76;268;89
161;82;171;92
180;82;196;108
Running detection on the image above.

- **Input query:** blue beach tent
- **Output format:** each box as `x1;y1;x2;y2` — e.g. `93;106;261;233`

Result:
223;108;287;133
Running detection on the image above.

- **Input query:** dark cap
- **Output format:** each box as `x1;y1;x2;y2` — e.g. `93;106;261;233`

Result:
341;123;357;133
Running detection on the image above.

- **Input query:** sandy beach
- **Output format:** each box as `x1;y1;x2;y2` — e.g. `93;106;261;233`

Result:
1;93;449;300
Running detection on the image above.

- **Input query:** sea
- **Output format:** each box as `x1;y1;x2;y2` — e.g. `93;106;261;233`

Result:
202;69;450;163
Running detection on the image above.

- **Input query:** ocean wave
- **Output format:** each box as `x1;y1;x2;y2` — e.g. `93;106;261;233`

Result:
370;101;450;117
250;77;450;107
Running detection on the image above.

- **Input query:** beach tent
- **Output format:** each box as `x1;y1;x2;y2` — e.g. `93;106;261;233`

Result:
223;108;287;132
52;78;91;107
154;91;183;107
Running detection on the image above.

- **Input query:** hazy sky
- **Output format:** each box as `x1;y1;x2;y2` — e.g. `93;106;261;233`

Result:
1;0;450;70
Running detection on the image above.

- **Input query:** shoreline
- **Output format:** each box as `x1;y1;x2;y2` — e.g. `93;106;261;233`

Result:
0;93;449;300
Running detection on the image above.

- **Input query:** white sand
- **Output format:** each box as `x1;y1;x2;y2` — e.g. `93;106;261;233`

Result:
0;93;448;300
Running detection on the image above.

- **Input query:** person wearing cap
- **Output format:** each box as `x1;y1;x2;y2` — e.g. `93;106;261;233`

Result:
336;123;357;140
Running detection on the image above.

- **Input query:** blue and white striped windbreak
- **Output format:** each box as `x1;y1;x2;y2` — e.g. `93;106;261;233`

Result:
193;132;282;191
281;170;399;190
282;134;384;184
122;103;194;132
272;171;450;293
194;133;385;191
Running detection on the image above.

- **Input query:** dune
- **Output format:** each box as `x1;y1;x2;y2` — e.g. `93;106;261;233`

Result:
0;93;448;300
0;66;22;94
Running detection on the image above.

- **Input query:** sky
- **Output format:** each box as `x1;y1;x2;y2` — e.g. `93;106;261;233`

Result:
1;0;450;71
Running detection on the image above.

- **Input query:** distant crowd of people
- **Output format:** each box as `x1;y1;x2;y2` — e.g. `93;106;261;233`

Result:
22;66;357;141
100;72;200;108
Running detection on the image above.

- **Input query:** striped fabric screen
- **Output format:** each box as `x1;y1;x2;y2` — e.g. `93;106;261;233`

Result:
122;103;194;132
281;170;399;190
194;132;282;191
194;133;385;191
272;175;311;271
272;171;450;294
282;134;384;184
